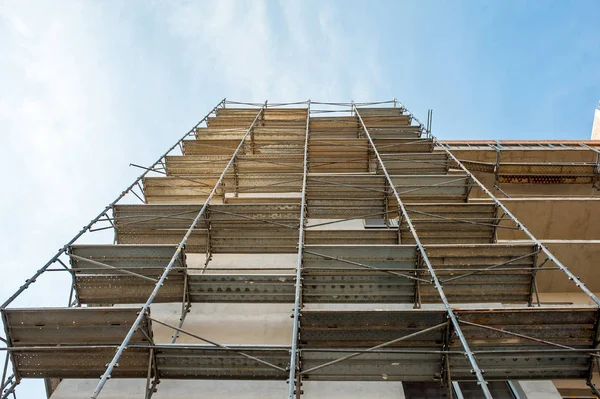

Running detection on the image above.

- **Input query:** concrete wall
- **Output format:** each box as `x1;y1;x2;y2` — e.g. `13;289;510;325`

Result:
495;198;600;240
527;240;600;293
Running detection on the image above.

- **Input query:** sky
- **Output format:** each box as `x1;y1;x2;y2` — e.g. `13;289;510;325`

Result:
1;0;599;396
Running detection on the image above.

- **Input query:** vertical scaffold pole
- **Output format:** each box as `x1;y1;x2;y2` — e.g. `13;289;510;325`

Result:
353;104;494;399
89;101;268;399
288;100;311;399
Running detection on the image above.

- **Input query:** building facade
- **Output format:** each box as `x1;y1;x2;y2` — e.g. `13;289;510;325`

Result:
2;99;600;399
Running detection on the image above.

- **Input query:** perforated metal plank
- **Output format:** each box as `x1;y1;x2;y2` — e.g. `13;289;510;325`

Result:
300;310;447;347
3;307;152;346
308;157;370;174
308;172;475;212
303;273;415;303
224;196;301;205
457;162;600;184
11;347;149;379
75;275;185;304
308;138;370;173
499;163;597;177
207;204;301;228
144;173;302;198
207;113;307;128
115;228;296;253
306;175;386;216
188;274;295;303
114;204;301;230
420;244;537;304
305;230;398;246
425;243;536;264
114;204;202;228
307;200;385;219
391;174;472;202
208;119;306;129
69;244;186;276
400;203;497;244
183;139;304;156
301;350;440;381
307;174;386;196
380;153;450;175
373;137;434;153
209;108;307;127
308;138;369;154
360;114;412;127
311;114;412;128
156;345;289;380
166;154;304;175
232;174;304;193
367;126;422;139
210;229;299;253
452;307;599;381
143;176;217;204
144;175;302;200
449;349;591;380
183;138;434;155
183;139;242;156
145;172;472;204
115;228;208;252
453;307;598;348
498;175;595;184
309;121;361;138
216;107;307;118
356;107;406;117
194;126;306;140
3;307;153;380
298;307;598;383
420;274;531;304
304;245;417;268
303;245;416;303
451;160;495;174
142;173;303;198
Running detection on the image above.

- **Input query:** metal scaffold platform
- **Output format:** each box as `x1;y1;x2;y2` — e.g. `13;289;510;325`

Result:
2;98;600;399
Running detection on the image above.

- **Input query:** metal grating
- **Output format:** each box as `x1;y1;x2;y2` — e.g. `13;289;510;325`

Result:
156;346;289;380
3;307;152;380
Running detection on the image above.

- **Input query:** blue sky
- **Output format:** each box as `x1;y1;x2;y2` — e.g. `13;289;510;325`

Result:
1;1;599;396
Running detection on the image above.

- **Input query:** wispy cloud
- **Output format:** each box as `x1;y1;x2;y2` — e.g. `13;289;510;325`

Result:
159;0;384;102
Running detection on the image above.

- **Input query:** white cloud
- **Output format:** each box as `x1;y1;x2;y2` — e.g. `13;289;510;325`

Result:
160;0;384;102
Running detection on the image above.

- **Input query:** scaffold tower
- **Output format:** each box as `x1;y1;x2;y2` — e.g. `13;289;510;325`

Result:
2;99;600;399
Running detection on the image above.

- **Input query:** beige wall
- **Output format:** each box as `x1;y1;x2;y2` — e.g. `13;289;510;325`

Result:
494;198;600;240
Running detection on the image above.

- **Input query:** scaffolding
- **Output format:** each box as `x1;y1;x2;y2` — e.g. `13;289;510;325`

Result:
2;98;600;399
